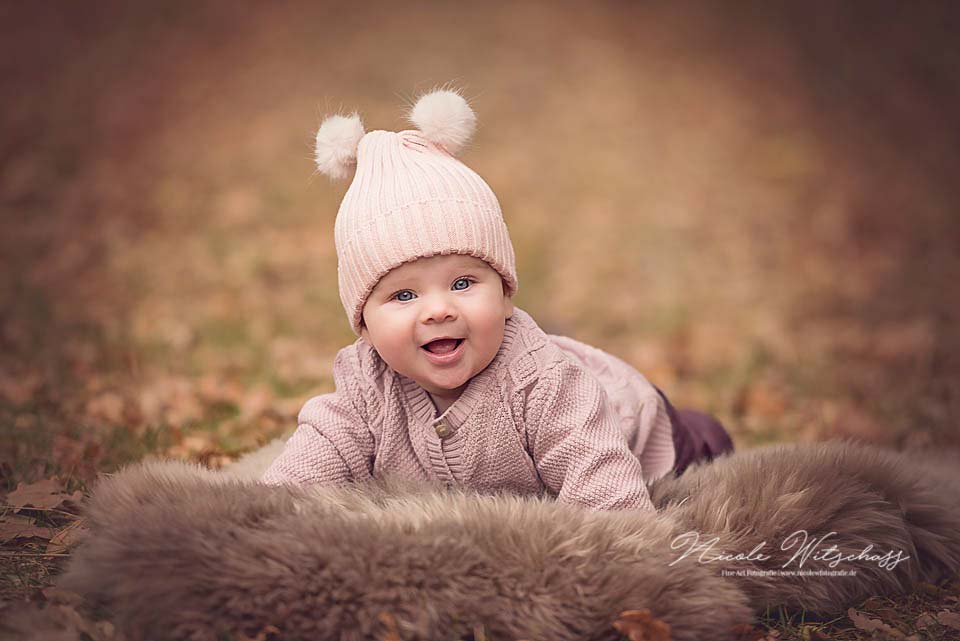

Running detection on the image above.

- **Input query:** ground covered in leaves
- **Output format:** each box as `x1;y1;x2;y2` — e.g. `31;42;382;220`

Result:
1;1;959;639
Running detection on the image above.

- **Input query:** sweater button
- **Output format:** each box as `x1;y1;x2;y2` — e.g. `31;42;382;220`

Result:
435;422;451;439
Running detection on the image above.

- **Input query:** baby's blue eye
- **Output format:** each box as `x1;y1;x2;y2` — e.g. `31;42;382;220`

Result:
453;278;471;290
395;291;414;302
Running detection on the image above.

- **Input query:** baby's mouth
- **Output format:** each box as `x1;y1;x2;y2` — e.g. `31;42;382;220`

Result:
421;338;464;354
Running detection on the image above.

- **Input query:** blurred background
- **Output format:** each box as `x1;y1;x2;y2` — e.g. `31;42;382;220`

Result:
2;0;959;488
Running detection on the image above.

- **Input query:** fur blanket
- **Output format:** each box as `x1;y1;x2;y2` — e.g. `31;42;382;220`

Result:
22;441;960;641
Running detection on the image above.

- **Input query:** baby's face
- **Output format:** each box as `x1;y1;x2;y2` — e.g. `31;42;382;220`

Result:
360;254;514;405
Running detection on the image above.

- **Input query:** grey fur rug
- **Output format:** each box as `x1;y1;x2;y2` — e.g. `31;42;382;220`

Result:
17;441;960;641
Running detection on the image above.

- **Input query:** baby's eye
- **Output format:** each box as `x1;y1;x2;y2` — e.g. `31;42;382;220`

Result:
452;277;472;291
394;290;414;302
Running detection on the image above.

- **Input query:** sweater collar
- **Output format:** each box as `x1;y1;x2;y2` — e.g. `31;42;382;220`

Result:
397;308;534;432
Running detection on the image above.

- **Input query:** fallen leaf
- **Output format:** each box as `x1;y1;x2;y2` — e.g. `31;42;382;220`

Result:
915;612;937;630
730;623;764;641
167;433;217;459
5;478;81;512
40;587;85;607
735;380;788;419
0;514;55;541
85;391;126;424
936;610;960;630
197;452;234;469
237;624;281;641
47;519;89;553
57;603;117;641
873;320;935;361
862;596;890;609
240;386;274;420
138;376;204;426
377;611;402;641
198;374;244;405
826;404;892;444
613;609;672;641
803;627;830;641
847;607;905;639
918;582;944;597
52;434;103;484
0;369;42;405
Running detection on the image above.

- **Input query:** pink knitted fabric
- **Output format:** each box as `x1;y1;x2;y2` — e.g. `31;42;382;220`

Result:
262;308;676;512
334;129;518;336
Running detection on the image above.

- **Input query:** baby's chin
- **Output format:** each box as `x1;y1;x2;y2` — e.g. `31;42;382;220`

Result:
415;370;474;396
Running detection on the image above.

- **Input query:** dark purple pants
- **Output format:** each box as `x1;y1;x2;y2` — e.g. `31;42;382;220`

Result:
655;388;734;475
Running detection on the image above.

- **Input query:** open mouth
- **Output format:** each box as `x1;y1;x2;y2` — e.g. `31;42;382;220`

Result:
421;338;464;355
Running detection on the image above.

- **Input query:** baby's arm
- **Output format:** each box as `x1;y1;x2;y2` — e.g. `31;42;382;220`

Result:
527;360;656;512
262;351;375;487
261;394;374;486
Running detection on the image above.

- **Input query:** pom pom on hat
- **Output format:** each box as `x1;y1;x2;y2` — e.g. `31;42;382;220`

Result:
408;89;476;156
314;113;365;180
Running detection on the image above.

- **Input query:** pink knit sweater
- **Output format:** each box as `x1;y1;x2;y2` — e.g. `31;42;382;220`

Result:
261;307;676;511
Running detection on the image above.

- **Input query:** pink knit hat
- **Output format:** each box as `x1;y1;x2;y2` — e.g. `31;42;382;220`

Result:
314;89;518;336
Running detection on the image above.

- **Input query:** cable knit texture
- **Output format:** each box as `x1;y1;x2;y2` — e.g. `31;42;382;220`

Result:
262;308;675;512
334;129;518;336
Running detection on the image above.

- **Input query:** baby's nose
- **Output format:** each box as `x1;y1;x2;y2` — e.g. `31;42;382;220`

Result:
420;293;458;323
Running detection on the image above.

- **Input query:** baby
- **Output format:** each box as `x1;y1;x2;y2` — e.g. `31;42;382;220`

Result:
262;88;733;511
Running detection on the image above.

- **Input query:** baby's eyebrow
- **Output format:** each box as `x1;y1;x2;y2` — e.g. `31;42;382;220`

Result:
379;275;422;288
380;264;484;289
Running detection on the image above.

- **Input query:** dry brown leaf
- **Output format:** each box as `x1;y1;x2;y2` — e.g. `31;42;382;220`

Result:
139;376;204;426
872;320;935;361
847;607;905;639
377;611;402;641
41;587;85;607
861;596;889;609
0;514;54;541
52;434;103;483
167;433;217;459
918;582;944;596
613;609;672;641
198;374;244;405
914;612;937;630
47;519;89;553
85;391;126;424
826;404;892;444
5;478;81;512
0;369;42;405
736;380;788;419
240;386;275;419
803;627;830;641
936;610;960;630
237;624;281;641
57;603;117;641
729;623;764;641
165;391;204;426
